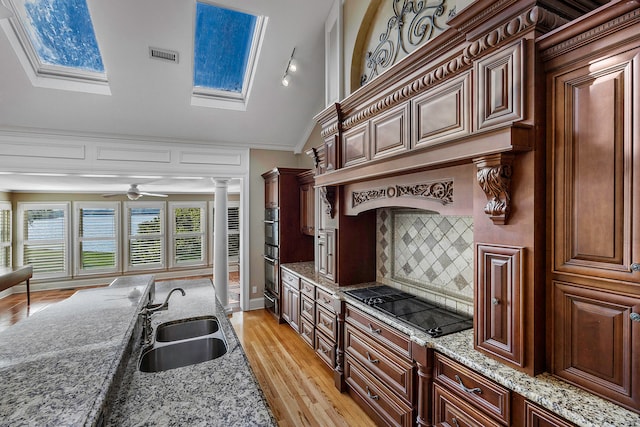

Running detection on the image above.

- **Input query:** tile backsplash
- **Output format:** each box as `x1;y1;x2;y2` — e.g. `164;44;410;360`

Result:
376;208;474;316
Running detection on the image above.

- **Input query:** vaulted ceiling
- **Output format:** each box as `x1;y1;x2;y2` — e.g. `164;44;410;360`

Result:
0;0;333;193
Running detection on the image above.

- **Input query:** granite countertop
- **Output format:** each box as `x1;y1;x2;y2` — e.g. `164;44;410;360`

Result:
282;261;640;427
0;275;154;426
106;279;276;427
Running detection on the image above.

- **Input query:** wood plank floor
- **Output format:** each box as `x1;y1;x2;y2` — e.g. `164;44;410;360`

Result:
229;309;376;427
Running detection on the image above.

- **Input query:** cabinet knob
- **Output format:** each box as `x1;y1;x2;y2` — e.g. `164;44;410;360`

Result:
491;297;500;306
631;313;640;322
631;263;640;272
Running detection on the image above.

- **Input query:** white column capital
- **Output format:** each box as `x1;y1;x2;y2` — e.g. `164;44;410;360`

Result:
212;178;231;187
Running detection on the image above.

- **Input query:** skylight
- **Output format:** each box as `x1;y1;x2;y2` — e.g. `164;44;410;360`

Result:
2;0;109;94
191;2;266;110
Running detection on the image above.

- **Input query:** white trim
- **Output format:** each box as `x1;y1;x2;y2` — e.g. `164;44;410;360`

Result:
0;201;11;268
248;296;265;311
239;176;250;311
324;0;344;107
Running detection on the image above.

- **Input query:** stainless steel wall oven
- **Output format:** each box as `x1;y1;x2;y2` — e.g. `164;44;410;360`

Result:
264;208;280;318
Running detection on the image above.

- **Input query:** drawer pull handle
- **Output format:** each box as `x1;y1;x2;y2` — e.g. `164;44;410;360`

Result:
631;312;640;322
365;386;379;400
368;324;381;334
455;375;482;394
321;320;330;327
452;417;460;427
323;297;331;304
366;351;379;364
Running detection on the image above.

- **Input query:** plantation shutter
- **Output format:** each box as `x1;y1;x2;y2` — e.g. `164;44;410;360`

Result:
0;205;11;268
23;208;67;276
128;207;163;268
173;206;205;265
212;204;240;263
78;207;117;272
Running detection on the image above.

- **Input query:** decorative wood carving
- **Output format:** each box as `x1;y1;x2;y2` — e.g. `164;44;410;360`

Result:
360;0;451;86
320;186;336;218
352;180;453;208
473;154;514;225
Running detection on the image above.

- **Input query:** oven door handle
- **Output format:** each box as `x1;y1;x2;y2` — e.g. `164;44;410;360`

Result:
263;220;276;224
263;255;277;264
264;292;276;304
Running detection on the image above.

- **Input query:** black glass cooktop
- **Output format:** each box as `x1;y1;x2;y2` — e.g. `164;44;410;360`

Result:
344;285;473;338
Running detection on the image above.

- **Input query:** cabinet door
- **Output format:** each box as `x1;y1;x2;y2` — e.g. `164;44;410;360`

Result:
281;283;292;325
318;229;335;281
552;281;640;411
264;175;279;208
551;48;640;284
290;288;300;333
300;182;315;236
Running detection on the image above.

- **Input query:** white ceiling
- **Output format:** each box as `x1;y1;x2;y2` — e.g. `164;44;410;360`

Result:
0;0;333;194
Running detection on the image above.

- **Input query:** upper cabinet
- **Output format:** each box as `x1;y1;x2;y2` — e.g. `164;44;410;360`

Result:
298;170;315;237
540;0;640;414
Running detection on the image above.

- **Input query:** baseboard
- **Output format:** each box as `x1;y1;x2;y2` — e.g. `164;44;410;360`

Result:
248;296;265;311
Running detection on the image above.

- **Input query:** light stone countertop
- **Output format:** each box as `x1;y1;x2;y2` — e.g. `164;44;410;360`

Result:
282;261;640;427
0;275;154;426
0;276;275;427
106;278;276;427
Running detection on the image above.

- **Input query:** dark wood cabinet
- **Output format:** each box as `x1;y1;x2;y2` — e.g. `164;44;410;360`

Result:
540;2;640;413
298;170;315;236
317;229;335;281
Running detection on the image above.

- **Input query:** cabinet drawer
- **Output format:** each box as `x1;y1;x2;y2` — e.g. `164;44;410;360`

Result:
433;383;503;427
300;279;315;298
300;318;314;349
315;331;335;369
316;304;337;340
434;353;510;423
316;287;335;311
300;294;315;323
345;322;414;404
345;355;413;427
281;268;300;290
346;304;411;359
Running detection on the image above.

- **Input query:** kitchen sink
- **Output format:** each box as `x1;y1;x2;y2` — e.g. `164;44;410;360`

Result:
139;337;228;373
155;316;220;342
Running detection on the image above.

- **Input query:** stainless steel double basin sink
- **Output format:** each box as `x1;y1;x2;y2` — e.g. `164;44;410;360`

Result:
139;316;228;373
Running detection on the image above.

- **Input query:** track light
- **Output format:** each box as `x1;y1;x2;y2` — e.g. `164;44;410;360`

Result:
281;47;297;87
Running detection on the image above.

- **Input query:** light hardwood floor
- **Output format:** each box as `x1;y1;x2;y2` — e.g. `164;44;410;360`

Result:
229;309;375;427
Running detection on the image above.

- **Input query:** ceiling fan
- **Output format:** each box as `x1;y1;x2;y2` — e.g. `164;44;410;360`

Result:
102;184;168;200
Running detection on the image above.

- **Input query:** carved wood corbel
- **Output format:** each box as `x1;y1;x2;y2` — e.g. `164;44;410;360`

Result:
473;153;514;225
320;186;336;218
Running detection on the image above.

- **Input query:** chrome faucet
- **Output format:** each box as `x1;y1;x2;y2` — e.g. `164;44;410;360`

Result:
139;288;186;346
147;287;186;313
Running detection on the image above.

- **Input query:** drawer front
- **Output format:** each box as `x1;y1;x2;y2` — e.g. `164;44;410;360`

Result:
316;304;337;340
345;322;414;403
300;317;314;348
281;268;300;290
346;304;411;358
301;294;315;322
433;383;503;427
315;331;336;369
316;287;335;311
300;279;315;298
345;355;414;427
434;353;510;423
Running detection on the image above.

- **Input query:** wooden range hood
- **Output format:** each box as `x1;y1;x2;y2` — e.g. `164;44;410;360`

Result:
310;0;609;376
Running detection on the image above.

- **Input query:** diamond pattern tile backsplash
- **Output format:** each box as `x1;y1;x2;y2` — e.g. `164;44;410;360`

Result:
377;208;474;316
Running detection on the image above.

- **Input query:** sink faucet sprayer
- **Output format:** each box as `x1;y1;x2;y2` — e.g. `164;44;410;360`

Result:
139;287;186;346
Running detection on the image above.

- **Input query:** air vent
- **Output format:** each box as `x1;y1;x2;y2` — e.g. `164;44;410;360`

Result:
149;47;179;63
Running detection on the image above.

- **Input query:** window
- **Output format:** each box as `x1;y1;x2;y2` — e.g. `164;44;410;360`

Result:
125;202;165;271
17;203;70;279
211;201;240;267
3;0;109;94
169;202;206;268
0;202;11;268
191;2;266;110
74;202;119;275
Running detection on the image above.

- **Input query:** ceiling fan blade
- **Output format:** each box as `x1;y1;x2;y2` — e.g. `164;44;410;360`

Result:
101;193;124;198
139;192;168;198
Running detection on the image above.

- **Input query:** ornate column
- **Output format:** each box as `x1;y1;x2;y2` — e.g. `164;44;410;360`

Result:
213;178;231;314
